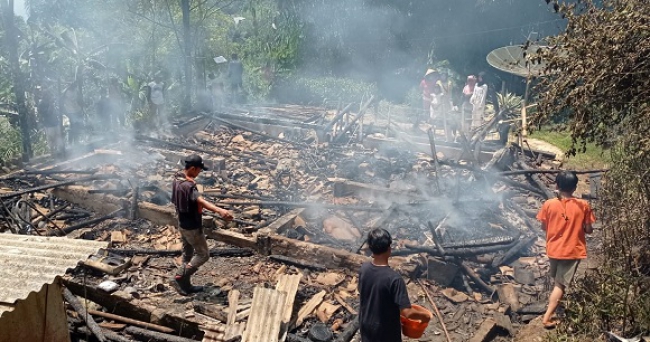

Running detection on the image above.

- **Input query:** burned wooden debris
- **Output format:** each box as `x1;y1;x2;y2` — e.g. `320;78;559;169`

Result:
0;103;603;341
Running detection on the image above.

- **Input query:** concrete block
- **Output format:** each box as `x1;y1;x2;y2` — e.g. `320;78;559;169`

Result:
514;266;536;285
202;215;215;229
427;257;459;286
205;157;226;171
496;284;521;312
468;318;497;342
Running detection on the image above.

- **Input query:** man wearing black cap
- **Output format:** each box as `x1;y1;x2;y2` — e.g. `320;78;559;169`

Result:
171;154;234;295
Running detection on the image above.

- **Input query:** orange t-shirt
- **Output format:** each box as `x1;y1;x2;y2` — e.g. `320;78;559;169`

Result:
536;197;596;260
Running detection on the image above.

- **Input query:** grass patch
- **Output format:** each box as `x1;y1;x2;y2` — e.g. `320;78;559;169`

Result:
529;130;610;170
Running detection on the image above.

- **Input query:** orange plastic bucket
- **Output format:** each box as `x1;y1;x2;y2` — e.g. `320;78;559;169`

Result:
400;304;433;338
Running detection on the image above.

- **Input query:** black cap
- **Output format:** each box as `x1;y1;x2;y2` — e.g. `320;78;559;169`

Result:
184;154;208;170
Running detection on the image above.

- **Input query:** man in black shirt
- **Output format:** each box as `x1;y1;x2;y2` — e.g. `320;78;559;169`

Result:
37;88;63;157
227;53;244;103
358;228;430;342
171;154;233;295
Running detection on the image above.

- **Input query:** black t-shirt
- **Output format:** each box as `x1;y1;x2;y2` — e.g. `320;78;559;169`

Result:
358;262;411;342
171;172;202;229
38;96;58;128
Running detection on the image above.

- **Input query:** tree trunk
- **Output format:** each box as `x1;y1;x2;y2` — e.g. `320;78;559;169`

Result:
180;0;192;113
1;0;32;161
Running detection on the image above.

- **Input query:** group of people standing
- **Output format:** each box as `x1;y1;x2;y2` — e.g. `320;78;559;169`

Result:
34;54;246;157
419;69;496;142
35;79;128;158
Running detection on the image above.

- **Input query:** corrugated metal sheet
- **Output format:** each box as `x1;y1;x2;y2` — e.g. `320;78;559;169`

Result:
241;287;287;342
202;321;246;342
201;322;227;342
0;234;107;317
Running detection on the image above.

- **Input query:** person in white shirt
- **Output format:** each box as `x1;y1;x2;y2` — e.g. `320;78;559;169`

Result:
470;79;488;130
147;74;166;128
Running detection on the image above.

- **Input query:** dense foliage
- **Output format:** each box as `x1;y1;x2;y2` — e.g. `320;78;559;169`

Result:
1;0;559;160
536;0;650;339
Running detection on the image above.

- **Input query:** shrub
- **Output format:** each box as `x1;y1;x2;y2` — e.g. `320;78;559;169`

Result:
0;118;23;164
272;76;378;106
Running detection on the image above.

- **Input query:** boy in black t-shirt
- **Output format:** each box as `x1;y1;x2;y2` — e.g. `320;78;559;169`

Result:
358;228;431;342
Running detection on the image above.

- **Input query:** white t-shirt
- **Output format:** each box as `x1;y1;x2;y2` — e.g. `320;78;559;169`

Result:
148;82;165;105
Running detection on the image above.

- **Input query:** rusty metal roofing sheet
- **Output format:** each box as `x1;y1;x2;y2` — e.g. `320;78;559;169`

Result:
0;234;107;317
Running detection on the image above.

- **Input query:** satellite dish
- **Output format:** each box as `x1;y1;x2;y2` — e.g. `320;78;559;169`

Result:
486;45;548;78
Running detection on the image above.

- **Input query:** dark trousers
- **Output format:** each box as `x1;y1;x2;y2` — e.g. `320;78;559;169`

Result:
179;227;209;268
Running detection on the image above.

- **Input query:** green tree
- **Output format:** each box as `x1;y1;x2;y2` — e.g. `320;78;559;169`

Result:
535;0;650;338
1;0;32;160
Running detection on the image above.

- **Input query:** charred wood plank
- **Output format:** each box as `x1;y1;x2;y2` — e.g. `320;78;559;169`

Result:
356;203;398;254
107;247;253;258
427;128;441;192
63;288;107;342
333;96;376;143
400;239;519;257
495;176;547;198
208;115;309;147
123;326;198;342
87;189;130;195
499;169;607;176
427;218;448;255
264;233;370;271
491;235;537;268
21;200;66;236
470;109;506;149
458;261;495;294
136;134;230;157
507;201;537;231
511;142;557;160
47;209;124;236
74;326;132;342
63;279;202;338
203;193;274;201
440;235;516;249
212;111;321;130
0;199;19;233
216;200;384;212
333;316;359;342
323;103;354;132
24;169;98;175
193;303;227;323
287;334;311;342
515;161;555;199
457;132;481;166
32;203;70;227
88;310;174;334
0;174;119;199
269;255;326;271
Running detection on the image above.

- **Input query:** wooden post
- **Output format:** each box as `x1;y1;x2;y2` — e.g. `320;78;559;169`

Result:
522;76;530;137
63;288;107;342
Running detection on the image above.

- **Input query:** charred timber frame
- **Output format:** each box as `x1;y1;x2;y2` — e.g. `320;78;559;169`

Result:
53;186;370;272
363;136;495;163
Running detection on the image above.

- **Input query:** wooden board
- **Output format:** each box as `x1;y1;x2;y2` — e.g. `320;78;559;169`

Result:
226;290;240;325
292;290;326;329
267;234;370;272
275;274;302;341
242;287;287;342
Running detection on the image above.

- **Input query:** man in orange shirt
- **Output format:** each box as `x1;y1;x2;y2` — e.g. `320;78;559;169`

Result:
537;171;595;328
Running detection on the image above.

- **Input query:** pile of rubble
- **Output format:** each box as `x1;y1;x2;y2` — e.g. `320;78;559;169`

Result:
0;102;603;342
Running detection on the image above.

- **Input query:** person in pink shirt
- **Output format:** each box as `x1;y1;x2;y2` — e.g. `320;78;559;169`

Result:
417;69;439;129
